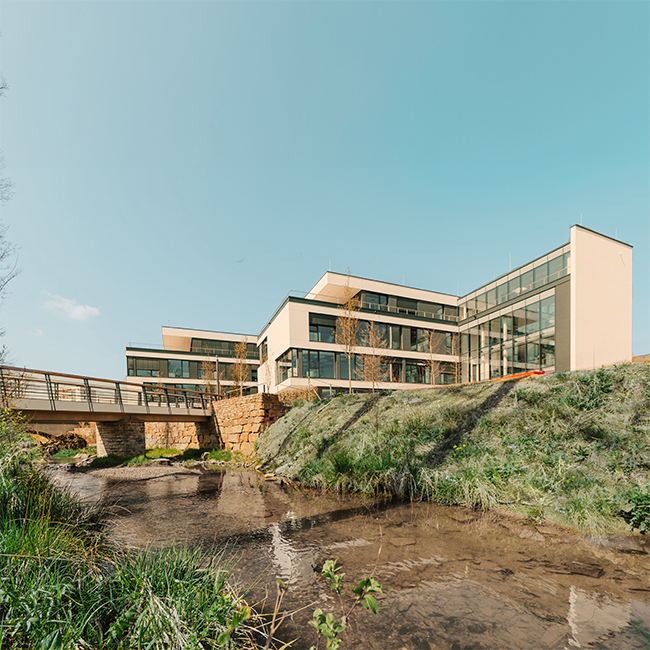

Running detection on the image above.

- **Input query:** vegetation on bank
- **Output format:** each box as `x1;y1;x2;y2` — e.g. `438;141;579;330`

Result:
86;447;252;469
256;364;650;534
52;446;97;458
0;411;257;649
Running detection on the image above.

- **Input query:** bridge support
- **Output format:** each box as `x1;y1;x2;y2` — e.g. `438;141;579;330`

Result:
96;420;146;458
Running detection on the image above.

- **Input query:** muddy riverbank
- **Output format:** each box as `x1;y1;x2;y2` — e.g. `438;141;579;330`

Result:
52;463;650;649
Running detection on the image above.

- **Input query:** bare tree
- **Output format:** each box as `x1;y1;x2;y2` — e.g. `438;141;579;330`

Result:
361;322;388;393
230;338;250;397
450;332;462;384
0;77;13;206
426;329;447;387
335;274;360;394
0;224;17;298
260;340;273;394
0;76;16;365
200;359;218;398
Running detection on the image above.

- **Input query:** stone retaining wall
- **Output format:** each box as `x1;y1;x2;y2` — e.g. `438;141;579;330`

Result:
145;421;219;450
65;394;286;457
212;393;286;453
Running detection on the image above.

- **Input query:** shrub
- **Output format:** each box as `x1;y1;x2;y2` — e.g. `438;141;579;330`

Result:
622;486;650;533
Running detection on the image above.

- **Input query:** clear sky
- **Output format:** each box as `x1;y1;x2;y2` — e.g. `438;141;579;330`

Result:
0;0;648;379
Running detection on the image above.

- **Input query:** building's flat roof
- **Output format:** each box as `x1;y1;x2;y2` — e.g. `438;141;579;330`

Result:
308;270;459;301
572;224;633;248
161;326;256;339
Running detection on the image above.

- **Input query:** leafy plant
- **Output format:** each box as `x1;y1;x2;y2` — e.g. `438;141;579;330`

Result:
621;486;650;533
309;560;382;650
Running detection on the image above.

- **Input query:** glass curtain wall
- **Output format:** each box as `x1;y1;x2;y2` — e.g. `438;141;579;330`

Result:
462;294;555;382
460;251;568;320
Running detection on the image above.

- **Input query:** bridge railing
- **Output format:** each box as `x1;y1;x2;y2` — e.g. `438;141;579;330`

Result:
0;366;221;415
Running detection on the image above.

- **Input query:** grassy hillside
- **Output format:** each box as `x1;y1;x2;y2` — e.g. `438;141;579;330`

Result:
256;364;650;534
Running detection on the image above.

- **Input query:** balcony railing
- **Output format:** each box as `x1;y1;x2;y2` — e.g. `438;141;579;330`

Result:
462;268;569;319
0;366;221;414
286;291;459;322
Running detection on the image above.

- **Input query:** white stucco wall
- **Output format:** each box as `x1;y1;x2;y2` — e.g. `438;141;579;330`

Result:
570;225;633;370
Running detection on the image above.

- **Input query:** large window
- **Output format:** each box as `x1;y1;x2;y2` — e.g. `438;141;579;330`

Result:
540;296;555;331
397;297;418;313
390;325;402;350
461;252;568;319
309;314;337;343
128;357;204;379
541;337;555;368
362;292;388;310
340;354;363;381
462;294;556;381
507;277;521;302
358;321;388;347
276;350;295;383
168;359;190;379
191;339;258;359
525;302;540;335
405;363;427;384
303;350;336;379
128;357;163;377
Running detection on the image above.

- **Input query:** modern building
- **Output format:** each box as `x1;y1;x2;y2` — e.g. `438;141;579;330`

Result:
126;225;633;396
458;225;633;382
126;328;260;396
256;272;460;395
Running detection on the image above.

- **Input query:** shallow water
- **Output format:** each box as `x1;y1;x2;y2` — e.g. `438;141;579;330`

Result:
54;465;650;650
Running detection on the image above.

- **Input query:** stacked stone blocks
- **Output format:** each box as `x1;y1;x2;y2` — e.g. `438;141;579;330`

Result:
83;394;285;457
212;393;286;453
96;420;145;458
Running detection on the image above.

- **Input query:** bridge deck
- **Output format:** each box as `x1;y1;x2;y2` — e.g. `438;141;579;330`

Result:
2;366;217;423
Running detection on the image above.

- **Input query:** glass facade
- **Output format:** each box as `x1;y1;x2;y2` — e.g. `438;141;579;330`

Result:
461;294;556;382
354;292;458;321
190;338;259;359
128;356;257;383
274;348;455;386
461;249;569;320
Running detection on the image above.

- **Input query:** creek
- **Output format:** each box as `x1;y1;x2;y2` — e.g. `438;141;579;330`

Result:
53;464;650;650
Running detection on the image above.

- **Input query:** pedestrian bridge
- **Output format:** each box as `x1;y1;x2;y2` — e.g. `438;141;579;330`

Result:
1;366;285;459
0;365;218;423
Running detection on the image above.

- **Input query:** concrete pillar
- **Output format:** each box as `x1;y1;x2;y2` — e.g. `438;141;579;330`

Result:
95;419;146;457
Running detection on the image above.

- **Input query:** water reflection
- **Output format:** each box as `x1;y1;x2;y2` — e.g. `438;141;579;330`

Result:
55;466;650;650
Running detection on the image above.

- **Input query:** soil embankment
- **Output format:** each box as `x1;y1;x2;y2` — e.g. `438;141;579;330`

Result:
256;364;650;535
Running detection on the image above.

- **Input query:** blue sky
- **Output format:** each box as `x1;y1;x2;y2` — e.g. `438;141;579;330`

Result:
0;0;647;379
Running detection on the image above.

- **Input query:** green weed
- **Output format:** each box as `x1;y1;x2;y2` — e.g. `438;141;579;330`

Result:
52;446;97;459
622;486;650;533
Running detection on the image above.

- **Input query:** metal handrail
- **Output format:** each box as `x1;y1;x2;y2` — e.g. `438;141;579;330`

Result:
0;365;221;413
286;291;460;322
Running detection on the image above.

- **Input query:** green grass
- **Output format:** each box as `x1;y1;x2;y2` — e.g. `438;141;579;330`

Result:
146;447;182;458
257;364;650;535
52;446;97;459
205;449;247;463
86;447;251;469
89;448;185;468
0;414;256;649
89;453;127;468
